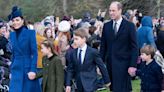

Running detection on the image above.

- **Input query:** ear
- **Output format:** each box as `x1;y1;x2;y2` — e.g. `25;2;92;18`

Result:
83;37;87;42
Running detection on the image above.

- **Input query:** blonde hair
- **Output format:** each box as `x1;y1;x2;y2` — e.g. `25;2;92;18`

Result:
34;22;45;36
140;45;156;58
74;28;89;40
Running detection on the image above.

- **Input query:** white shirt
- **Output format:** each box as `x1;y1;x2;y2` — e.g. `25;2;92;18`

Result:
77;44;87;64
113;17;123;33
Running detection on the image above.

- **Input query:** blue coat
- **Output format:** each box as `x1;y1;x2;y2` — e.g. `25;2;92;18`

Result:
137;16;156;49
9;27;41;92
100;18;138;92
66;46;110;92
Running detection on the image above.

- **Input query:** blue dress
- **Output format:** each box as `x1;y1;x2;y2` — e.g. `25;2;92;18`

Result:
9;26;41;92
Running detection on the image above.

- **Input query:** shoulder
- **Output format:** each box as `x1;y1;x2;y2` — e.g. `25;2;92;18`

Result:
104;20;112;27
42;56;47;61
123;19;135;27
28;29;36;35
87;46;99;54
52;55;62;63
53;55;60;60
52;55;63;65
151;60;161;69
22;27;36;34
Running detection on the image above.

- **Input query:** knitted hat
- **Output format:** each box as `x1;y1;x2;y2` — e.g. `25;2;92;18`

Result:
58;20;71;32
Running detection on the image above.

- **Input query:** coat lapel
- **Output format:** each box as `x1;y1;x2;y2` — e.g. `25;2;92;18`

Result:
74;49;80;65
13;28;26;55
13;32;22;54
109;21;116;41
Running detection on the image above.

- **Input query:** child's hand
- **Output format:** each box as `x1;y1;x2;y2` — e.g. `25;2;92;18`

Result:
128;67;136;77
28;72;36;80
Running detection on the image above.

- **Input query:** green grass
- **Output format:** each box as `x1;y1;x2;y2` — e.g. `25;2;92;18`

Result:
132;79;141;92
96;79;141;92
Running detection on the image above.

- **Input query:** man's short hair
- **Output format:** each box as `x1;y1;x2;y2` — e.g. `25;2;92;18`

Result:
110;1;123;10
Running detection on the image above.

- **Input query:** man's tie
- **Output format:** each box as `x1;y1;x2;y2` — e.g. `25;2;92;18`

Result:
113;22;117;35
78;49;82;64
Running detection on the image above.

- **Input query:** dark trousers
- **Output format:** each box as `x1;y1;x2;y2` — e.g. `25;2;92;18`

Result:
76;79;94;92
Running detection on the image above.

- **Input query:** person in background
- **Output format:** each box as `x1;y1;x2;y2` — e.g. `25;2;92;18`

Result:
156;22;164;57
137;16;156;49
43;28;55;40
34;22;46;68
56;20;71;67
0;20;11;59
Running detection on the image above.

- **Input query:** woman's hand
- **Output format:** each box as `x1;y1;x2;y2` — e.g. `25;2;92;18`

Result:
27;72;36;80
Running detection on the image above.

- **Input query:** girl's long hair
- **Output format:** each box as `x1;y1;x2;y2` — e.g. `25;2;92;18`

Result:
41;39;57;56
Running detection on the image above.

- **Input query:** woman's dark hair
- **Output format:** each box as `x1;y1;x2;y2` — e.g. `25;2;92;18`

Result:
43;28;54;39
89;26;96;35
20;16;28;26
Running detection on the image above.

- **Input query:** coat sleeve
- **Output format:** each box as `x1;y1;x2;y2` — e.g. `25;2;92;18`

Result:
93;49;110;84
35;69;43;79
100;23;107;62
129;22;139;67
55;57;64;92
66;52;75;86
30;30;38;72
35;57;45;79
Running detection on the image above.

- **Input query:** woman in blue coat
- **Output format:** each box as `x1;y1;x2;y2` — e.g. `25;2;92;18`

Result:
9;6;41;92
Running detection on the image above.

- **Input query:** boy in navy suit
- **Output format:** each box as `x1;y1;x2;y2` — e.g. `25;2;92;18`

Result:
135;45;163;92
66;28;110;92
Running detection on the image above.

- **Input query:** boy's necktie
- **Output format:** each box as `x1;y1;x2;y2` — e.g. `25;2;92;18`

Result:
78;49;82;64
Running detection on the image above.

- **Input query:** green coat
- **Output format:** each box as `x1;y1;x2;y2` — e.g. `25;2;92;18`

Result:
36;55;64;92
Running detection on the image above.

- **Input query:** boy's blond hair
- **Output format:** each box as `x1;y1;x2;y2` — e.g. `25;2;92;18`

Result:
140;45;156;58
74;27;89;40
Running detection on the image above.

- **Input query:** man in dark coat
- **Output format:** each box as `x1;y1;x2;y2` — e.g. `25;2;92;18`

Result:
100;1;138;92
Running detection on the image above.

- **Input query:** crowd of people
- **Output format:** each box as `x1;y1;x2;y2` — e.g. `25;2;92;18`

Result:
0;1;164;92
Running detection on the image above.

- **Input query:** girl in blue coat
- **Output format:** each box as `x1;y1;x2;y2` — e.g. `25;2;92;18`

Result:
9;6;41;92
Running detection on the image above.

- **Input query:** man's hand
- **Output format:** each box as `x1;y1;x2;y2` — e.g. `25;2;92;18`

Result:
65;86;71;92
128;67;136;77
